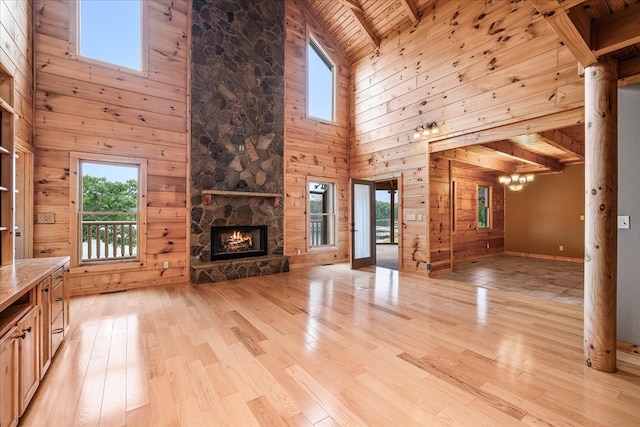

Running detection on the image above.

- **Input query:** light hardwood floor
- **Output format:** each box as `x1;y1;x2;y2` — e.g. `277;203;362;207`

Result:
21;264;640;426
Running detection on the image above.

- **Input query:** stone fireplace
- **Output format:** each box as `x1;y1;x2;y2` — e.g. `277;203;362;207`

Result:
190;0;288;284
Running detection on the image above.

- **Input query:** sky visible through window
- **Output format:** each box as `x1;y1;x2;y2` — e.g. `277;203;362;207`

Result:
80;0;142;70
82;162;138;183
308;41;334;121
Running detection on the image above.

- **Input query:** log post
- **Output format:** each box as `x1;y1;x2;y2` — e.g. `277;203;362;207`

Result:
584;58;618;373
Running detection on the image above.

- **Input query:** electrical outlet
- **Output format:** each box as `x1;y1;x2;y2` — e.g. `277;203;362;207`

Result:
297;249;301;255
37;213;55;224
163;261;169;268
618;215;630;229
559;245;564;251
486;243;490;248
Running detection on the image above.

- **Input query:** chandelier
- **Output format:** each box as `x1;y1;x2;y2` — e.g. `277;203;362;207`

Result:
499;173;534;191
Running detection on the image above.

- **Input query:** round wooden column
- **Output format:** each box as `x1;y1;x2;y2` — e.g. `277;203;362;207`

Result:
584;58;618;373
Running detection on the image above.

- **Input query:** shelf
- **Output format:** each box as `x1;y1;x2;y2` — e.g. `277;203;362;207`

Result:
201;190;282;207
202;190;281;198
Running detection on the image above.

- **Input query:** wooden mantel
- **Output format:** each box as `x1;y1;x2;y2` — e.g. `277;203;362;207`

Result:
201;190;282;206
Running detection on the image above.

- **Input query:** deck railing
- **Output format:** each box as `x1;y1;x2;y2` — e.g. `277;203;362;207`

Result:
80;211;137;262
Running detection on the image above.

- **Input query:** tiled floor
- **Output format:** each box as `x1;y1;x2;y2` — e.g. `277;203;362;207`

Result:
376;244;398;270
439;255;585;306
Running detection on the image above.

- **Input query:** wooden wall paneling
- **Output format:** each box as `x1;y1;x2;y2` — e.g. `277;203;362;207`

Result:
427;155;451;274
35;129;186;162
35;91;186;133
449;165;505;263
35;76;187;119
33;0;189;294
351;4;584;152
284;0;351;268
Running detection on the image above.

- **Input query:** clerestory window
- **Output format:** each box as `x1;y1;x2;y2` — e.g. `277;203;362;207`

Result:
77;0;144;70
307;36;335;122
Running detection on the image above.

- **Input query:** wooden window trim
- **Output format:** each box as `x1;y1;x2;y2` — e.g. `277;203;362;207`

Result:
306;176;338;252
476;184;493;233
68;0;149;75
306;30;337;124
69;152;147;273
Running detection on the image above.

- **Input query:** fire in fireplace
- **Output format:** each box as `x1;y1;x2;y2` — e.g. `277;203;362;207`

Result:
211;225;267;261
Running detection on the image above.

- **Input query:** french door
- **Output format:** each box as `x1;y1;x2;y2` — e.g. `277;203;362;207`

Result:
351;179;376;268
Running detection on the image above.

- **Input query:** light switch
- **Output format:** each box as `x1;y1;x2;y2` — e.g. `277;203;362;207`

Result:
407;213;416;221
618;215;630;229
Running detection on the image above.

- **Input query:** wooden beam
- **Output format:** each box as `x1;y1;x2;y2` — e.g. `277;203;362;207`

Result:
538;129;585;160
593;3;640;56
340;0;379;50
439;147;515;174
399;0;420;25
584;58;618;373
529;0;598;67
484;140;563;172
429;108;584;153
617;55;640;87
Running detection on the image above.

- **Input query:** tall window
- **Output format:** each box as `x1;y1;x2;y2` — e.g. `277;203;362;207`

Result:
78;0;143;70
71;154;147;266
477;185;490;229
307;37;335;122
309;180;336;247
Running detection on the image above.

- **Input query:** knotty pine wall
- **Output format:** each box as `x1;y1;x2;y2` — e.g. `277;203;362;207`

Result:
33;0;190;294
350;0;584;275
1;0;34;262
1;0;33;150
451;163;505;263
284;0;351;267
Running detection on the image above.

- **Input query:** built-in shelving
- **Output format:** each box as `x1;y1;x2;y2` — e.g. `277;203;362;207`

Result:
0;66;15;265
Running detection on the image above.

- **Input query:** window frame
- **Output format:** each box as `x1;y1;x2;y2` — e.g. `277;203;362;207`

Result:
69;0;148;74
477;184;492;231
307;177;337;250
306;33;336;123
69;152;147;271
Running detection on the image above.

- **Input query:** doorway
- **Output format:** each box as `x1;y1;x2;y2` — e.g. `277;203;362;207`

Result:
375;179;398;270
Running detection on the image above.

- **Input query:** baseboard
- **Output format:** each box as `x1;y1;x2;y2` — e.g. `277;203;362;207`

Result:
503;251;583;263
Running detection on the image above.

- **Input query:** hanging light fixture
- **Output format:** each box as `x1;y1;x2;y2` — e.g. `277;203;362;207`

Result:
499;173;534;191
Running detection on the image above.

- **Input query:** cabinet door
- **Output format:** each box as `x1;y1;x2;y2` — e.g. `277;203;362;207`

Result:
0;325;19;427
18;306;40;415
38;276;52;378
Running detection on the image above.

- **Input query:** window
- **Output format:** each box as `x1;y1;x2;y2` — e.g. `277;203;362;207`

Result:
307;36;335;122
78;0;143;70
477;185;491;229
71;153;147;266
309;180;336;247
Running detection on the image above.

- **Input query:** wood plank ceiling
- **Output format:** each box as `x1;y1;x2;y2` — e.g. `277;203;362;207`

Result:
307;0;640;176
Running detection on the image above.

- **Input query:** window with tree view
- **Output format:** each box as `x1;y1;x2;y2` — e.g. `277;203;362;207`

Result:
80;161;139;262
309;181;336;247
477;185;490;229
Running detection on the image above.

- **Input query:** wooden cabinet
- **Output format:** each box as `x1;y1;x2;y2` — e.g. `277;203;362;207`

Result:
38;276;51;376
0;257;69;425
38;263;69;377
0;324;19;427
18;306;39;415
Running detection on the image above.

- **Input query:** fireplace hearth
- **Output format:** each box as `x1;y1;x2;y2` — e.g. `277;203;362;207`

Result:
211;225;267;261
